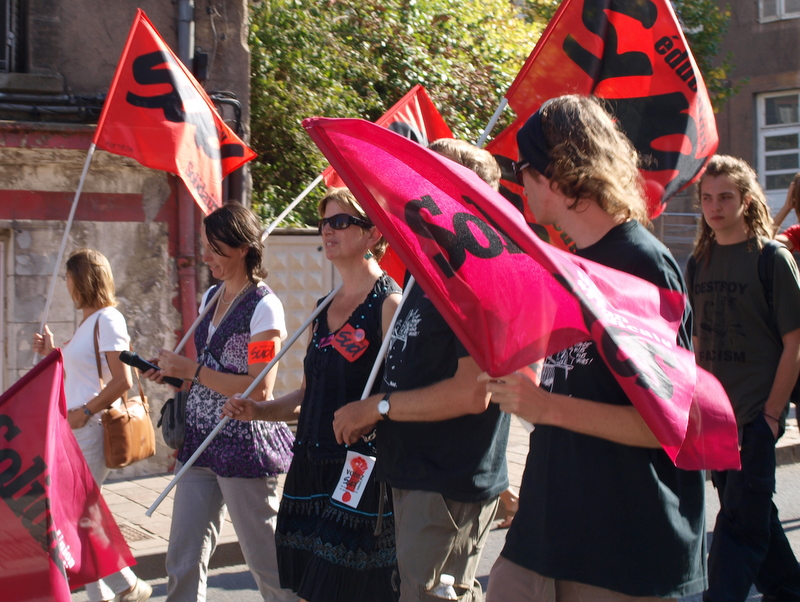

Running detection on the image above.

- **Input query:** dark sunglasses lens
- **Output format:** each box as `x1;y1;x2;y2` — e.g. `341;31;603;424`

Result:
513;162;528;186
318;214;356;233
330;214;352;229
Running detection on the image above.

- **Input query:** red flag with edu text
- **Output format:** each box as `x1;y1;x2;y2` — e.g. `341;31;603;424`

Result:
0;351;135;600
487;0;717;218
304;116;739;471
93;9;256;214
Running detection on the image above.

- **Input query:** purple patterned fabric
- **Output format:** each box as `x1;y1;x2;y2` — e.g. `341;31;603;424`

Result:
178;284;294;478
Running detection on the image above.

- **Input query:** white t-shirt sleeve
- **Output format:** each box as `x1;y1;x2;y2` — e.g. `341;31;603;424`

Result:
199;287;215;312
251;290;287;340
97;307;130;353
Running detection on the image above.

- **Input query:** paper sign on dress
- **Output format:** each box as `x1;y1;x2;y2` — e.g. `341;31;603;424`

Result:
332;451;375;509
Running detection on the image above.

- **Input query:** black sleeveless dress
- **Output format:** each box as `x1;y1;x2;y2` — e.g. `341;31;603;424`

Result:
275;274;401;601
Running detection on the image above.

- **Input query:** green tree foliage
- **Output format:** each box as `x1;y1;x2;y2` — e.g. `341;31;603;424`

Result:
249;0;542;225
249;0;734;225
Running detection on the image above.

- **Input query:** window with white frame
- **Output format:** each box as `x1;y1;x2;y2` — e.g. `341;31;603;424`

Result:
760;0;800;21
757;91;800;222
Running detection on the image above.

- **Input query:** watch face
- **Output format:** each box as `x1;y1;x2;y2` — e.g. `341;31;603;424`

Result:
378;399;390;416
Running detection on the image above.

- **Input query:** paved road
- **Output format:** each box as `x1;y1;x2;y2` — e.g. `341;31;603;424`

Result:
73;462;800;600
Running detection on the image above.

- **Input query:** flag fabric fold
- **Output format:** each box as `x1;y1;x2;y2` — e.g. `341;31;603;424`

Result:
487;0;718;218
0;350;135;601
303;116;739;471
93;8;256;214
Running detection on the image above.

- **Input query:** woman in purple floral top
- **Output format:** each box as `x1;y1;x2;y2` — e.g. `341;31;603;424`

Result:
147;204;296;602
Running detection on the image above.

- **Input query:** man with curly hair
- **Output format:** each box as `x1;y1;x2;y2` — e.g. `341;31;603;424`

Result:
483;95;706;599
686;155;800;601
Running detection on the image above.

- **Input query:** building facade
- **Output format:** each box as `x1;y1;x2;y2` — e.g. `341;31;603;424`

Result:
0;0;258;477
714;0;800;216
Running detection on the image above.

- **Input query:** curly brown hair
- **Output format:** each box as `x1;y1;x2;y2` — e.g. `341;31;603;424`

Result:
692;155;773;262
538;95;649;226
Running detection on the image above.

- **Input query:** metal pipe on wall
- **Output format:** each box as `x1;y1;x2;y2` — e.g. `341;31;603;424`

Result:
176;0;199;359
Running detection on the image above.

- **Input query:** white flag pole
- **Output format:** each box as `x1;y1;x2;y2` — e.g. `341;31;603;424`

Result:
146;281;344;516
37;143;97;349
358;276;415;400
174;173;324;359
171;285;225;355
475;97;509;149
261;174;324;243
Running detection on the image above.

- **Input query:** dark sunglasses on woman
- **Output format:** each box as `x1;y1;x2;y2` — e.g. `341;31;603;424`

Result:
318;213;373;234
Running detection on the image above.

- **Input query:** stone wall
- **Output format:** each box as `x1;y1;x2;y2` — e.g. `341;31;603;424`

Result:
6;218;182;478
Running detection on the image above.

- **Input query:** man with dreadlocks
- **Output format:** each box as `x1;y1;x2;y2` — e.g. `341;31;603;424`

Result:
686;155;800;601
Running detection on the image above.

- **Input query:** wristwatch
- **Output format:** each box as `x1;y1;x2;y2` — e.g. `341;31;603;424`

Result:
377;392;392;421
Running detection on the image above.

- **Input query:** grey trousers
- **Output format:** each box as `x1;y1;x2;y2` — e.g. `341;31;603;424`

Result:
392;488;498;602
165;465;297;602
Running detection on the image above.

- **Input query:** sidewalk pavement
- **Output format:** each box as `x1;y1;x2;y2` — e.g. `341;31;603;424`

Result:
102;416;800;582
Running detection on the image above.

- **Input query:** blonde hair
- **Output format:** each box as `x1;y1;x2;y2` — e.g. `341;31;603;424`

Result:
692;155;773;262
318;188;388;261
539;95;649;225
429;138;502;191
66;248;117;309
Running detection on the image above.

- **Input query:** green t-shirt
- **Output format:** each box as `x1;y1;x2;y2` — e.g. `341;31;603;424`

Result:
686;238;800;427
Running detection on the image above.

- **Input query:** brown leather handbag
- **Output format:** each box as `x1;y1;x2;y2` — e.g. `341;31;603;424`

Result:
93;318;156;469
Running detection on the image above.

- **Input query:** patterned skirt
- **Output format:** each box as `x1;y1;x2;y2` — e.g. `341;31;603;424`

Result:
276;448;399;602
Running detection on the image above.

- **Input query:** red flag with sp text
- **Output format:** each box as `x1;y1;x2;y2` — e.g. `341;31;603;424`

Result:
322;85;453;189
93;8;256;214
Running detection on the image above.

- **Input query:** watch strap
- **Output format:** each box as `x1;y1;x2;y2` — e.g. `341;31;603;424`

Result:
379;392;392;421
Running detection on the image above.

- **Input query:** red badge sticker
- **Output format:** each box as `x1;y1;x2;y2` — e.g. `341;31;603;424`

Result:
332;324;369;362
248;341;276;365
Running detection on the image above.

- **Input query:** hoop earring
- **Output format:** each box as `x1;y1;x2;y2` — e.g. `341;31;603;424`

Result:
364;250;374;260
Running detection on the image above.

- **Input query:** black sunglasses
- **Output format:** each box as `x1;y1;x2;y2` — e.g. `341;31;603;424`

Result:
318;213;373;234
513;161;530;186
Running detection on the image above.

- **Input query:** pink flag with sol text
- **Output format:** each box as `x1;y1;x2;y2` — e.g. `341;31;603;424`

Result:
0;351;135;600
94;9;256;214
304;116;739;470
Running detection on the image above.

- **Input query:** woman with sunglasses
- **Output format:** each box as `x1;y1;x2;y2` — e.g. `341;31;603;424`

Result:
223;188;402;602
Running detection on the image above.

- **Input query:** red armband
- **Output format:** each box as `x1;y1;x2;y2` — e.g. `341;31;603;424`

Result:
248;341;276;365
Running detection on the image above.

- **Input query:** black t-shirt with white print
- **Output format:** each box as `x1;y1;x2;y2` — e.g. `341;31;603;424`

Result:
376;282;510;503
